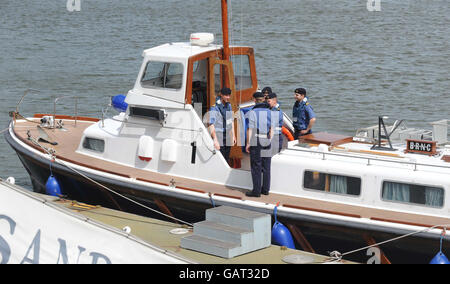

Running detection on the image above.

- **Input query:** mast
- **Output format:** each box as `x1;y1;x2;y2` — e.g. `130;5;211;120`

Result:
221;0;230;61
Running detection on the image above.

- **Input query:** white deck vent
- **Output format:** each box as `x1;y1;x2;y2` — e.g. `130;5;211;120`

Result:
138;135;154;162
190;33;214;47
431;120;448;145
161;139;177;162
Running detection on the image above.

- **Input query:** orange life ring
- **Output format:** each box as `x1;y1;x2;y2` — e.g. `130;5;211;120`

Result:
282;126;294;141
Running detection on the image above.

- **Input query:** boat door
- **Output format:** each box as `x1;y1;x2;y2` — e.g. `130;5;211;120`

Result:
186;47;258;117
186;48;257;168
208;48;258;167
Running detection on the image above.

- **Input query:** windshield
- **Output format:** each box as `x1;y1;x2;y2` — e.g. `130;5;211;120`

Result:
141;61;184;90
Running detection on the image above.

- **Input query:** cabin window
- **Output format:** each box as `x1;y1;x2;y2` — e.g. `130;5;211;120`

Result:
190;59;208;117
82;137;105;153
230;54;252;91
303;171;361;196
382;181;444;208
141;61;184;90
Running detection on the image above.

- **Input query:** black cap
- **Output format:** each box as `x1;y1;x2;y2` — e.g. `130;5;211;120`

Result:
295;88;306;95
267;92;277;99
220;87;232;95
262;86;272;94
253;92;264;98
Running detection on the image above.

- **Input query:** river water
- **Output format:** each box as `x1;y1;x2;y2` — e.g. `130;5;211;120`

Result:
1;0;449;189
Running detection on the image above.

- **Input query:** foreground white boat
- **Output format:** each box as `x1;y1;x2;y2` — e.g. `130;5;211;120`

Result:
0;179;189;264
5;0;450;263
0;179;346;265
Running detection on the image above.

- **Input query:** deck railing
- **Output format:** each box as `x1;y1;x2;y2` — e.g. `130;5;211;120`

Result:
286;144;450;172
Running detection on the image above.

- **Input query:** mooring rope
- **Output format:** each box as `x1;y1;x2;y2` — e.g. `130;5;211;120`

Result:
56;158;194;228
326;225;449;263
28;135;194;228
0;127;10;134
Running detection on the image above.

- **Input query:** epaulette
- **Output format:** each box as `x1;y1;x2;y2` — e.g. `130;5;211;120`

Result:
305;102;310;106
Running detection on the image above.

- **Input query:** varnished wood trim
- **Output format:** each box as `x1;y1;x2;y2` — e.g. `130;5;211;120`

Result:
135;177;170;187
283;203;361;219
370;217;445;230
214;193;242;200
176;186;206;194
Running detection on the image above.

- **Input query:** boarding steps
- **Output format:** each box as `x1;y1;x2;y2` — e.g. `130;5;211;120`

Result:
180;206;271;258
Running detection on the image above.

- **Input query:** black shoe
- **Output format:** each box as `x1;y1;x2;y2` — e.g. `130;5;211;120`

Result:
246;191;261;197
261;191;269;196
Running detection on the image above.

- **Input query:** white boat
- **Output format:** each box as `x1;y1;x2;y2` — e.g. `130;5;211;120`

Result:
0;179;190;264
4;1;450;263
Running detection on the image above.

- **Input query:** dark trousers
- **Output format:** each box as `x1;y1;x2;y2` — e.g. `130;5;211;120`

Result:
220;145;231;163
249;143;272;195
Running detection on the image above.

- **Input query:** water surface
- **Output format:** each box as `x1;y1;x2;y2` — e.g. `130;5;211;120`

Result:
1;0;449;188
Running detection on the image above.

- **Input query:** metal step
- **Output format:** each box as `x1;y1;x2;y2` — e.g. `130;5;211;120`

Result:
206;205;269;231
194;220;252;246
180;234;241;259
181;206;271;259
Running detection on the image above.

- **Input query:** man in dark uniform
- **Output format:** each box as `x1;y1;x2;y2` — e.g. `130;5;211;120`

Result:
208;87;236;163
292;88;316;139
267;92;284;153
262;86;272;102
245;92;272;197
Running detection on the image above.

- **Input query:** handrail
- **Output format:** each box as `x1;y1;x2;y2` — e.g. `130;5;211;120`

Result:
14;90;81;128
53;95;79;127
285;144;450;172
15;89;41;113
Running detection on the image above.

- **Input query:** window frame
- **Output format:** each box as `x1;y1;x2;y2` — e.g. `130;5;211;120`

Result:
230;54;253;92
140;60;185;91
302;169;362;197
380;180;445;209
82;137;105;153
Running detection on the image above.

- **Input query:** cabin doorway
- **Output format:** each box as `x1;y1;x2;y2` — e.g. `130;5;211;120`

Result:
186;48;258;169
190;59;209;118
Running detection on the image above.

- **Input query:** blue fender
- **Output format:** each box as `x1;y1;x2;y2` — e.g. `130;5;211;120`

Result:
430;234;449;264
430;252;450;264
271;205;296;249
45;175;62;197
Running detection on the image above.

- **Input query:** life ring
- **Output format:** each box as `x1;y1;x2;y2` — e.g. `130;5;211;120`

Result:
282;126;294;141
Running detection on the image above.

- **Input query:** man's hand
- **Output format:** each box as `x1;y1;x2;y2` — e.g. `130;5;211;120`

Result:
300;129;309;135
213;138;221;150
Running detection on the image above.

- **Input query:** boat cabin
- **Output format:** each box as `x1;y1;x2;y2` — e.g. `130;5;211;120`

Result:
125;33;258;118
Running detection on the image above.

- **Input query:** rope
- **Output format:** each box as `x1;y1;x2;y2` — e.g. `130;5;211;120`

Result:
0;127;11;135
56;158;193;228
326;224;450;263
208;193;216;208
27;134;194;228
